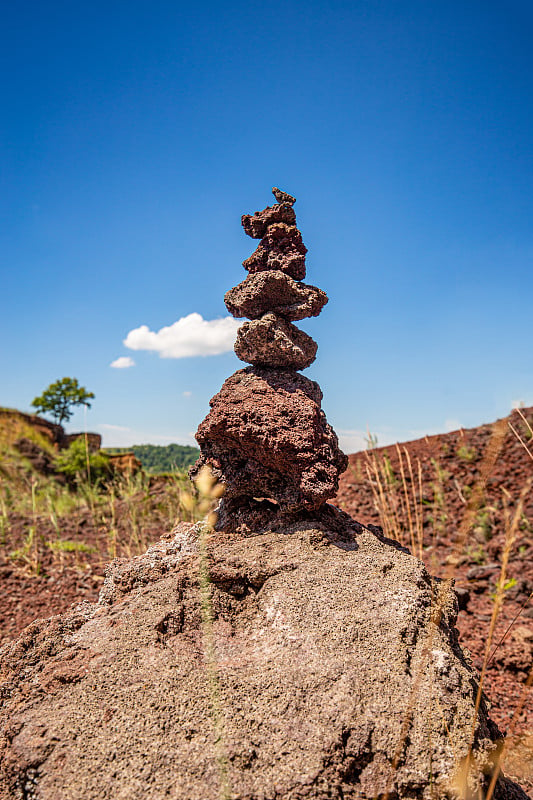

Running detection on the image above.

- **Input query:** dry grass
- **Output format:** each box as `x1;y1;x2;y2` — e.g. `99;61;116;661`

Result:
0;454;201;575
363;416;533;796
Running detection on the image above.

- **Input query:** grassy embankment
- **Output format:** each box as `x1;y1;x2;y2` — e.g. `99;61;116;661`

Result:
0;408;202;573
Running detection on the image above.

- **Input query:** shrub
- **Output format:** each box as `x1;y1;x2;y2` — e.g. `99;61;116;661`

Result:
55;438;109;485
457;445;477;462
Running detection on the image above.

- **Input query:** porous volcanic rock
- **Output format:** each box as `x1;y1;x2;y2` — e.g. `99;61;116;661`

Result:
241;202;296;238
193;190;346;531
234;313;318;370
272;186;296;204
191;368;347;530
243;223;307;281
224;271;328;321
0;521;527;800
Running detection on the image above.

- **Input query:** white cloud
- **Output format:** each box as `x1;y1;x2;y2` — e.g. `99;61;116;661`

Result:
182;390;193;397
123;313;241;359
110;356;135;369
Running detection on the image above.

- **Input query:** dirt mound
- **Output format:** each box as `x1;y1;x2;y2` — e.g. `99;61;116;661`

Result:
13;438;60;477
0;518;526;799
335;408;533;549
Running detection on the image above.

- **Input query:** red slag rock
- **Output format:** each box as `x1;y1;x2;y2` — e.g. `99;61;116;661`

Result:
191;367;347;531
192;189;347;533
241;203;296;238
234;313;317;370
243;224;308;281
224;271;328;321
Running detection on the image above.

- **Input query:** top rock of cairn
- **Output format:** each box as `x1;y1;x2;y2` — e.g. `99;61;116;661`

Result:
191;189;347;533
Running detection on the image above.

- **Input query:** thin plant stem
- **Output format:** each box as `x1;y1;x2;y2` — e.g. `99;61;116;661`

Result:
396;444;415;555
469;478;532;744
487;590;533;668
197;518;231;800
485;665;533;800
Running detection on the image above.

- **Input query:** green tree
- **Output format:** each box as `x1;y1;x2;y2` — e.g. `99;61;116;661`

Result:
31;377;95;425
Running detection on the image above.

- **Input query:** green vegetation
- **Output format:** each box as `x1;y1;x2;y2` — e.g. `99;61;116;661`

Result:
31;377;94;424
55;438;110;484
46;539;96;554
105;443;200;473
0;408;206;577
457;444;477;462
0;407;56;453
0;444;205;575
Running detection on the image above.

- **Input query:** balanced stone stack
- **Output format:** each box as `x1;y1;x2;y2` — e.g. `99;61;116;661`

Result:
191;189;347;532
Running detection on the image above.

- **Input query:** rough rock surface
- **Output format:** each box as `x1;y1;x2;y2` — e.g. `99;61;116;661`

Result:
243;223;307;281
224;271;328;321
193;191;346;531
234;313;318;369
241;203;296;238
191;368;347;529
0;521;527;800
272;186;296;204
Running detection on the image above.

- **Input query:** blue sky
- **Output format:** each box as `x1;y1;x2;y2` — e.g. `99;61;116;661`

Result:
2;0;532;451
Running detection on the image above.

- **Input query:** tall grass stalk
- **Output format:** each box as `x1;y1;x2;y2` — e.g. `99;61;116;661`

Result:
0;495;9;545
190;467;230;800
509;409;533;462
373;416;528;797
469;478;532;742
485;667;533;800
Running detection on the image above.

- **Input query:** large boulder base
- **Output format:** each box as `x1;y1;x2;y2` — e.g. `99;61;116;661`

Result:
0;520;526;800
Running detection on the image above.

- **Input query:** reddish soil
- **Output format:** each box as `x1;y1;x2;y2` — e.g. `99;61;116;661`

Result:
0;477;183;646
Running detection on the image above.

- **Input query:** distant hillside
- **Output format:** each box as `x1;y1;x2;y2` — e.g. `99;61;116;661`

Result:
104;443;200;473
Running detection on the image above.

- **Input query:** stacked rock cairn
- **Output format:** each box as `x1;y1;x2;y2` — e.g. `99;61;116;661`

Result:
190;188;348;533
